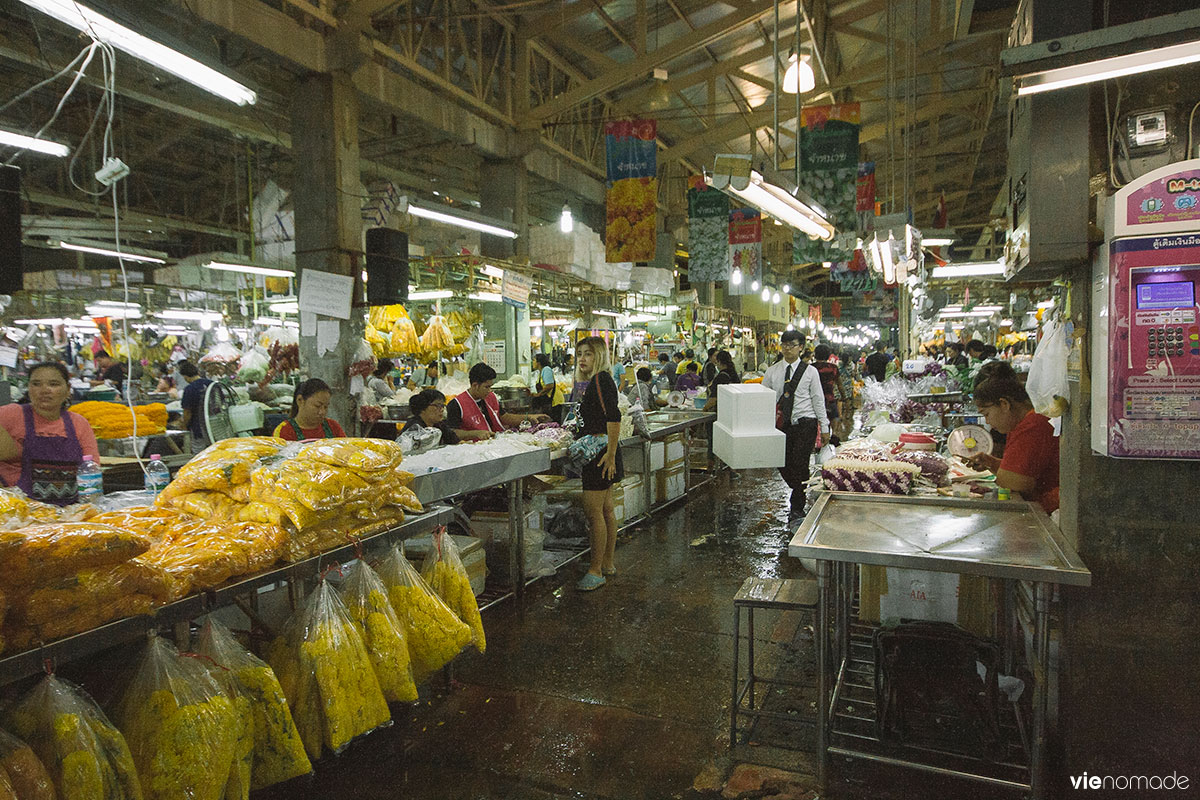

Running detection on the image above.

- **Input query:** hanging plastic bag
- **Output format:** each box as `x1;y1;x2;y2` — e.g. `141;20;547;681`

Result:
374;544;471;684
420;529;485;654
815;443;836;466
389;315;419;356
115;636;238;800
236;347;270;384
0;728;55;800
265;580;390;760
1025;317;1069;418
339;559;419;703
5;674;142;800
195;619;311;792
465;325;485;366
419;315;455;356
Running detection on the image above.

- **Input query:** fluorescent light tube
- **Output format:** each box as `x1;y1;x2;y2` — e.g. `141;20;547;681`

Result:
267;301;299;314
408;290;454;300
156;309;223;321
923;237;954;247
0;129;69;156
407;200;518;239
592;310;622;317
536;304;572;313
17;0;257;105
481;264;505;279
86;305;142;319
1017;38;1200;96
204;261;294;278
254;317;298;328
707;171;835;241
1037;299;1056;309
60;241;166;264
930;261;1006;278
15;318;67;325
468;291;503;302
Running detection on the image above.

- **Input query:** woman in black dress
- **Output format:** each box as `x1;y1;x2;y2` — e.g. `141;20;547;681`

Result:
575;335;623;591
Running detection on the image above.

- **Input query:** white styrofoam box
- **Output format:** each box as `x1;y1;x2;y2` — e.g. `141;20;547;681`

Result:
877;568;960;624
713;421;786;469
664;432;686;465
623;441;665;473
655;464;686;504
622;475;645;518
630;266;674;297
716;384;778;433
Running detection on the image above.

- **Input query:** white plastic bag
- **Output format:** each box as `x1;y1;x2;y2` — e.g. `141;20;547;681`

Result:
815;443;836;466
1025;318;1069;417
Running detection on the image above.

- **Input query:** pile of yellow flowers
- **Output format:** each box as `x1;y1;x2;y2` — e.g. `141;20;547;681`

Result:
340;559;418;704
605;176;658;262
7;675;142;800
445;308;481;341
117;637;238;800
195;620;311;792
421;529;485;654
376;544;471;684
70;402;167;439
267;582;391;759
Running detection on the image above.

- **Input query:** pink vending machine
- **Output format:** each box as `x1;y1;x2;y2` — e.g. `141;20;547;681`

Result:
1093;159;1200;458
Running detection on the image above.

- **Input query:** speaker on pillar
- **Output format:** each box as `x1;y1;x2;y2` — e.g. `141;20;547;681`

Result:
0;166;23;295
364;227;409;306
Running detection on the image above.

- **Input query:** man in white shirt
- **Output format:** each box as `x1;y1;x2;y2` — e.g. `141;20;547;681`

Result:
762;330;829;517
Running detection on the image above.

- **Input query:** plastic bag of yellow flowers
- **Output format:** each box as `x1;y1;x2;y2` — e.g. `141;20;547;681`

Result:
339;559;418;704
266;580;391;760
195;619;311;793
115;636;239;800
156;437;284;505
5;674;142;800
0;726;55;800
375;543;471;684
420;528;485;654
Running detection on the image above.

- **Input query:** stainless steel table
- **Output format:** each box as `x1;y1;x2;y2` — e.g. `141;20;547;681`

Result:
788;492;1090;799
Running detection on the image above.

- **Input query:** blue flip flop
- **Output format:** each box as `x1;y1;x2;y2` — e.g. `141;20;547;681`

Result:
576;573;607;591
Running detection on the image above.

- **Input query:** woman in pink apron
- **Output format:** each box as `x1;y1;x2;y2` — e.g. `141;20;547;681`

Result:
0;362;101;505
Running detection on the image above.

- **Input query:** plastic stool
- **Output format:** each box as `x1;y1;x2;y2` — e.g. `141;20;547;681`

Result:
731;576;818;747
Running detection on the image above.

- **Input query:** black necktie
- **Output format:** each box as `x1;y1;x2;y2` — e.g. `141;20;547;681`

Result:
785;364;793;383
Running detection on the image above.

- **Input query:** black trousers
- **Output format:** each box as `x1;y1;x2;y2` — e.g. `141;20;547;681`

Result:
779;418;819;500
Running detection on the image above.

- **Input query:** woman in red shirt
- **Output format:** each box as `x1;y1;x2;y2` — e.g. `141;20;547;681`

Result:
968;378;1060;513
272;379;347;441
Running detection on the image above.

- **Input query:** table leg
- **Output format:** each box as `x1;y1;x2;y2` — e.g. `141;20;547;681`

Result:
815;559;832;790
731;604;741;746
1030;581;1052;800
508;480;526;599
643;439;654;511
747;607;756;711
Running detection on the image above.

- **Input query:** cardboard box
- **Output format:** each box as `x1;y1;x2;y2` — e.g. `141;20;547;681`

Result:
859;566;997;639
623;441;665;473
403;534;487;596
620;475;645;519
713;421;786;469
655;463;686;505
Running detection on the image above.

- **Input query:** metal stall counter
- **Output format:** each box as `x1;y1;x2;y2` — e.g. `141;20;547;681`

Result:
788;492;1090;799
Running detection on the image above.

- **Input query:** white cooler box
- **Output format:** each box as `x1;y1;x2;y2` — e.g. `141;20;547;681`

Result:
716;384;778;432
713;421;786;469
623;440;665;473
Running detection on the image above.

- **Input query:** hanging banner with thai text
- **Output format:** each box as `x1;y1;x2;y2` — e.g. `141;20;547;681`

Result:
728;207;762;296
604;119;657;263
687;178;731;283
793;103;860;267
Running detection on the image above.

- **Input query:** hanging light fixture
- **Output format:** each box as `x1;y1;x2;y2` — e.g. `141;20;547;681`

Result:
751;279;761;291
782;283;790;294
760;286;771;302
782;50;816;94
731;268;743;285
559;204;574;233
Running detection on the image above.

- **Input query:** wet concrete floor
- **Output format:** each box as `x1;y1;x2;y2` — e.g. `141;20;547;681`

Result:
258;469;1012;799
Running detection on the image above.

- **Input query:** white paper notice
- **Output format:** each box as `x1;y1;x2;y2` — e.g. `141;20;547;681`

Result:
300;312;316;336
299;269;354;319
316;320;340;355
0;346;17;369
350;375;365;395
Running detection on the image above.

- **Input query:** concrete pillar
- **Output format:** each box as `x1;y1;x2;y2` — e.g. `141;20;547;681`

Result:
1058;260;1200;783
290;72;363;430
479;158;529;260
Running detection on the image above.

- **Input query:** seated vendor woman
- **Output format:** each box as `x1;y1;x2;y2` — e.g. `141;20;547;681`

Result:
445;363;550;442
272;378;347;441
968;377;1060;513
402;389;458;446
0;361;101;505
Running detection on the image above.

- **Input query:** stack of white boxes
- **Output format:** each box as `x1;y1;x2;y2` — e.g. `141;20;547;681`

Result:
712;384;786;469
655;433;687;504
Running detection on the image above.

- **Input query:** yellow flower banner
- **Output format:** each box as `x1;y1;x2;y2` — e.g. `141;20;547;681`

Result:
604;119;657;263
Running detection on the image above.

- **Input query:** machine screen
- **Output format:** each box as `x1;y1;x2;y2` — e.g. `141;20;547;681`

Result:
1137;280;1194;310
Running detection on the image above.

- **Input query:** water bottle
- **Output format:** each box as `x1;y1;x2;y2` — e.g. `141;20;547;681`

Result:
144;454;170;497
77;455;103;504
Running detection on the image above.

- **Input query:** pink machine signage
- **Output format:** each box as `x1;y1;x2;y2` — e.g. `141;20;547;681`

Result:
1107;234;1200;458
1125;168;1200;228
